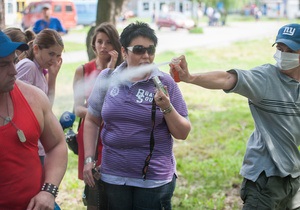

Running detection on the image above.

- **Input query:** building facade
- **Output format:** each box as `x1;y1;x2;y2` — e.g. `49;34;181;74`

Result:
261;0;300;19
127;0;198;19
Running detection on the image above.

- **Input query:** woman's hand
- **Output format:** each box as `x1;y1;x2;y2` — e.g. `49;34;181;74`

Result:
107;50;119;69
48;57;63;78
154;86;171;110
83;162;96;187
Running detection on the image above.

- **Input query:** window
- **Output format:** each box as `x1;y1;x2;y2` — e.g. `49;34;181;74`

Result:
143;2;149;11
66;5;73;12
7;3;13;14
54;5;62;12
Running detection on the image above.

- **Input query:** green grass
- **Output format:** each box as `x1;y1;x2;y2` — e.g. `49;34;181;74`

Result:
189;27;204;34
64;41;86;53
54;30;276;209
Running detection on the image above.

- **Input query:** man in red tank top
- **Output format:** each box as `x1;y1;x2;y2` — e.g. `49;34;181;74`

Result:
0;30;68;209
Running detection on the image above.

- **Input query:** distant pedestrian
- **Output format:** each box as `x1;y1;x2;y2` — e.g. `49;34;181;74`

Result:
206;6;214;26
33;3;67;35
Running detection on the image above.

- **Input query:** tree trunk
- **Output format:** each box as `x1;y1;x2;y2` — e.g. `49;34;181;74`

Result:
0;0;5;29
86;0;125;61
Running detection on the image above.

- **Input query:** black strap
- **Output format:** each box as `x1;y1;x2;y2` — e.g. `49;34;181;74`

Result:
150;98;156;154
142;99;156;180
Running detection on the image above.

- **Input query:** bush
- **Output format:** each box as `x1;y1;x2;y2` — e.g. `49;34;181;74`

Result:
189;27;204;34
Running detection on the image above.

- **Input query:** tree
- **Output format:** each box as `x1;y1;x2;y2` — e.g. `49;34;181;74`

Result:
198;0;249;11
86;0;125;60
0;1;5;29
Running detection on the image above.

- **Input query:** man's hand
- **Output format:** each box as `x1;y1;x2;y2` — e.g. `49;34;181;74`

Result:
26;191;55;210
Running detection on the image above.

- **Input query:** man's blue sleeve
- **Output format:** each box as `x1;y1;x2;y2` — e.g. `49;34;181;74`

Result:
33;20;43;34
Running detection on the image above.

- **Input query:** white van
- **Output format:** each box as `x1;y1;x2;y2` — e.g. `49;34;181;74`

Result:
73;0;97;26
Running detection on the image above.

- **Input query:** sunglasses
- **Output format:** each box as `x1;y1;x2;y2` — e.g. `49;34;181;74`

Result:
127;45;156;55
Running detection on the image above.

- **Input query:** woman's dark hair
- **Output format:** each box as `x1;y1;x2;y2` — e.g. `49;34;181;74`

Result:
91;22;123;66
120;21;158;52
27;29;64;61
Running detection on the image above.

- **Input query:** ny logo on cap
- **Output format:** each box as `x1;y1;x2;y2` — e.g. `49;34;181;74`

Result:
282;27;296;36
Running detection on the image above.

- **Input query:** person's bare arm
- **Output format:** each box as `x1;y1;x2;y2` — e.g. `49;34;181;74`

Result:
17;80;67;209
171;55;238;91
83;112;102;187
39;98;68;187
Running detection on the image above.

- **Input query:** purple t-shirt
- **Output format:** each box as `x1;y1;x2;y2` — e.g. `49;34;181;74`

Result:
88;62;188;181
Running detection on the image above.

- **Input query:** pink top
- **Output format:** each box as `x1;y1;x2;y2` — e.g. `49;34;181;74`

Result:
16;58;48;94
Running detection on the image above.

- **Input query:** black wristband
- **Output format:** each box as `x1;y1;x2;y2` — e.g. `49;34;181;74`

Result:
41;183;59;197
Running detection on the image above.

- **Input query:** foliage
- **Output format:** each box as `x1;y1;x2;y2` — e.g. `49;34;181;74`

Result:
96;0;125;25
54;33;275;209
196;0;251;11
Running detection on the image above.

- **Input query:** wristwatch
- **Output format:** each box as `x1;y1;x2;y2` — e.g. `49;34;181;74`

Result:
84;156;94;165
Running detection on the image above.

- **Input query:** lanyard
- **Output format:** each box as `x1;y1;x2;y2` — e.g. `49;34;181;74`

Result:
142;99;156;180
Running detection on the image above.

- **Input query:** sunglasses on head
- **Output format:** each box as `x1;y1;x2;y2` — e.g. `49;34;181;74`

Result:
127;45;156;55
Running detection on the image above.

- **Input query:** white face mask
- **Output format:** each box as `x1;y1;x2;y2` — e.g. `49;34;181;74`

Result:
273;49;300;70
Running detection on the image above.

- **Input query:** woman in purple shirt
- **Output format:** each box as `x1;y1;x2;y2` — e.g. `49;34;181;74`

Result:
83;22;191;210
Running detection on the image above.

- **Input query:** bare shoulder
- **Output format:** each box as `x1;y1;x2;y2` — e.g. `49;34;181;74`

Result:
15;80;50;109
74;64;84;78
73;65;84;85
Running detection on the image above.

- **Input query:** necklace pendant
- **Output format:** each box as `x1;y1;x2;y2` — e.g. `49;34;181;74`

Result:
17;129;26;143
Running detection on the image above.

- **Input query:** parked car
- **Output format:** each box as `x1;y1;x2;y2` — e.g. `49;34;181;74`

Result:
156;12;195;31
21;0;77;30
74;0;97;26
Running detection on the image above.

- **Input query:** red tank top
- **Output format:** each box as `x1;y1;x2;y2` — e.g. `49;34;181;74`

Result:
77;60;103;180
84;60;101;100
0;84;42;209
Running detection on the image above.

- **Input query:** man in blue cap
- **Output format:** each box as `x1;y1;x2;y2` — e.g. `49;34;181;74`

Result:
171;23;300;210
0;30;68;210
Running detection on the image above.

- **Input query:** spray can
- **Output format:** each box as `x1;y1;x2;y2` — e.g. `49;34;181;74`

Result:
170;58;180;82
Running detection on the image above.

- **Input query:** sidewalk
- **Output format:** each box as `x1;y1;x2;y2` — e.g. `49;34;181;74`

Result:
62;21;286;64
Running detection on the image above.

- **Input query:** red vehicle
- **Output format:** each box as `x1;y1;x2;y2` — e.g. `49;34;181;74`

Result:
21;0;77;30
156;12;195;31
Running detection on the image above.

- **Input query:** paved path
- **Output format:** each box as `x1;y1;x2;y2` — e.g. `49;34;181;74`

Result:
62;21;287;64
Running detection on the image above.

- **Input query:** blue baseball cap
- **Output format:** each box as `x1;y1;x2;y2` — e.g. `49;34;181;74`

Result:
273;23;300;51
0;30;28;58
